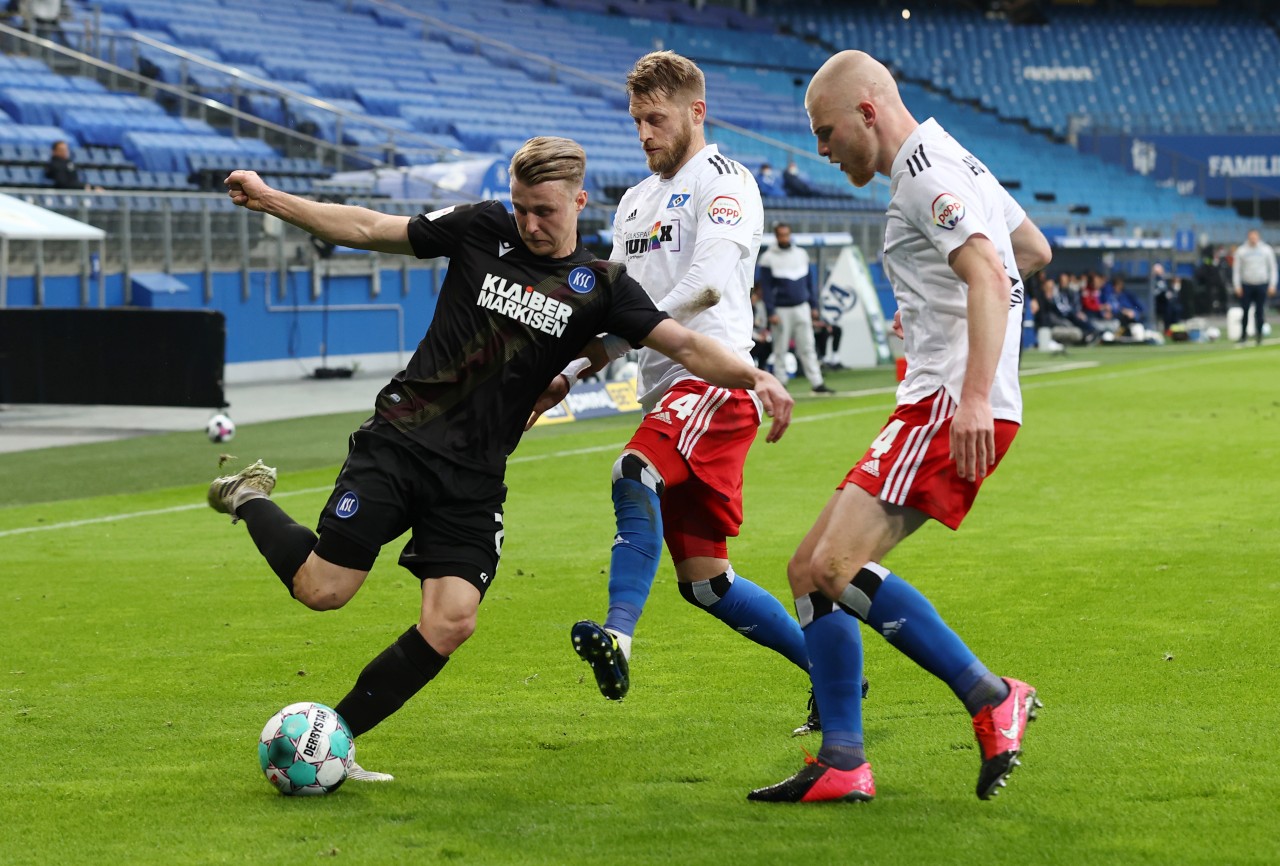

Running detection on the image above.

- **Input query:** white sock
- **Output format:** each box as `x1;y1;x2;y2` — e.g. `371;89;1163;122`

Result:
608;629;633;661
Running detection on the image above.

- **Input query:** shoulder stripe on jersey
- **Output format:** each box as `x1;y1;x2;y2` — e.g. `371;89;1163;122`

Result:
906;143;932;178
707;156;726;175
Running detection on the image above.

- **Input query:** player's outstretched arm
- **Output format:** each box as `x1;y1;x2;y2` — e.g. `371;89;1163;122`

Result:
225;170;415;255
641;319;792;442
655;237;739;322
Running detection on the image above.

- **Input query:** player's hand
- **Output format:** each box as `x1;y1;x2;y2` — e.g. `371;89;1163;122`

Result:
1235;287;1244;298
752;370;793;443
892;310;904;340
525;374;570;431
949;398;995;483
768;313;781;326
225;170;271;211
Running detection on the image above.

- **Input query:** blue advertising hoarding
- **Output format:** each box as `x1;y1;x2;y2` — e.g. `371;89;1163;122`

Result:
1079;134;1280;199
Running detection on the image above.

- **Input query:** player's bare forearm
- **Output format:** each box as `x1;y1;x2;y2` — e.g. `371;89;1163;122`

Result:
656;237;739;322
525;374;571;431
1010;217;1052;279
225;170;414;255
949;238;1010;480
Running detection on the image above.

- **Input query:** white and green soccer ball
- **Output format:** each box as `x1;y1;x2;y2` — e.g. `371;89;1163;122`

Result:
258;702;354;795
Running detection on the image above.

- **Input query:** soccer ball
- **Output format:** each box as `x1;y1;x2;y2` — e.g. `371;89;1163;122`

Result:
207;413;236;443
258;702;355;796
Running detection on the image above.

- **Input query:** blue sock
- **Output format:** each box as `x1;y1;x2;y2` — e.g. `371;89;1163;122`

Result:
859;571;1002;711
679;569;809;671
602;477;663;638
802;606;865;770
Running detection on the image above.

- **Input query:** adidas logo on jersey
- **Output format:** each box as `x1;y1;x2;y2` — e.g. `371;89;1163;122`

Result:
860;458;881;477
476;272;573;336
652;410;672;424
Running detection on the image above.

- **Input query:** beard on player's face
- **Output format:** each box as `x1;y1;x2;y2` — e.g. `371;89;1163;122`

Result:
644;114;695;177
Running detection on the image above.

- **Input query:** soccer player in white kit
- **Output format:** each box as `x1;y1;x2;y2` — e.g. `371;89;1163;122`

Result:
559;52;816;714
749;51;1052;803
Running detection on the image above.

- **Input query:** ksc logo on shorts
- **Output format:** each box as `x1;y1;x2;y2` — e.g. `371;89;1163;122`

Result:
707;196;742;226
567;267;596;293
335;492;359;519
931;192;966;230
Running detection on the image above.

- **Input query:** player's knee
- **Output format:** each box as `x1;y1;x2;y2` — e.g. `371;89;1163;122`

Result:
805;545;857;600
419;607;476;655
611;452;664;497
785;551;814;594
290;559;353;609
292;576;353;611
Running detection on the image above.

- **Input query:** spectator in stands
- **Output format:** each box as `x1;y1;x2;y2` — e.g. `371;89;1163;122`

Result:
758;222;834;394
1231;229;1277;346
1100;274;1145;337
1194;245;1232;314
1047;274;1098;344
757;162;784;197
1151;263;1184;332
1080;273;1108;325
782;156;822;197
44;140;100;191
816;317;844;370
1031;274;1076;349
18;0;66;43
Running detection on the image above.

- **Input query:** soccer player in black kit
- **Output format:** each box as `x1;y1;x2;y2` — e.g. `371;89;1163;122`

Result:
211;136;793;781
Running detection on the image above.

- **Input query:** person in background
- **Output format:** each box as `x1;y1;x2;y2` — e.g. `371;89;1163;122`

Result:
44;139;98;191
1151;263;1184;333
1100;274;1145;337
1232;229;1277;345
757;162;784;197
758;222;835;395
782;156;822;197
751;283;772;369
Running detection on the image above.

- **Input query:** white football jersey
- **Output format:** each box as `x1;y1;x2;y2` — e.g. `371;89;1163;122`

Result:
611;143;763;408
882;118;1027;423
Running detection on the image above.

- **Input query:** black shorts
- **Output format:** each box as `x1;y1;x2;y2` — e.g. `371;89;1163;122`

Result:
315;417;507;598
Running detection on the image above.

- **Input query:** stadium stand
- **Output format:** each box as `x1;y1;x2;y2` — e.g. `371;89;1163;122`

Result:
1;1;1272;243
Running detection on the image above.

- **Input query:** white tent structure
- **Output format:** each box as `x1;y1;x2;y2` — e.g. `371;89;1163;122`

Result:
0;193;107;306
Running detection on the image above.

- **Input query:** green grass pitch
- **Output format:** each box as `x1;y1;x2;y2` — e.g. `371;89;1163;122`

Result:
2;343;1278;865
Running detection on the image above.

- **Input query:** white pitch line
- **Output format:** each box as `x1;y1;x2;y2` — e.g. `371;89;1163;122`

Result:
0;350;1262;540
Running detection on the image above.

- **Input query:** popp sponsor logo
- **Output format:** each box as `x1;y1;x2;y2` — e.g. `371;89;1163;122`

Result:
931;192;966;230
707;195;742;226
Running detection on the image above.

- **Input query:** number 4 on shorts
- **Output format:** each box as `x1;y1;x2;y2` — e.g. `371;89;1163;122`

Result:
868;419;905;458
652;392;701;421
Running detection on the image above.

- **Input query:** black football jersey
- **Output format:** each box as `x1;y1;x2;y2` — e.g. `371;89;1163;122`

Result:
376;200;666;476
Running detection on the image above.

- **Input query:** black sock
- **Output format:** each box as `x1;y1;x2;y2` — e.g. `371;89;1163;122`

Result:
237;498;316;597
335;626;449;738
818;742;868;771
